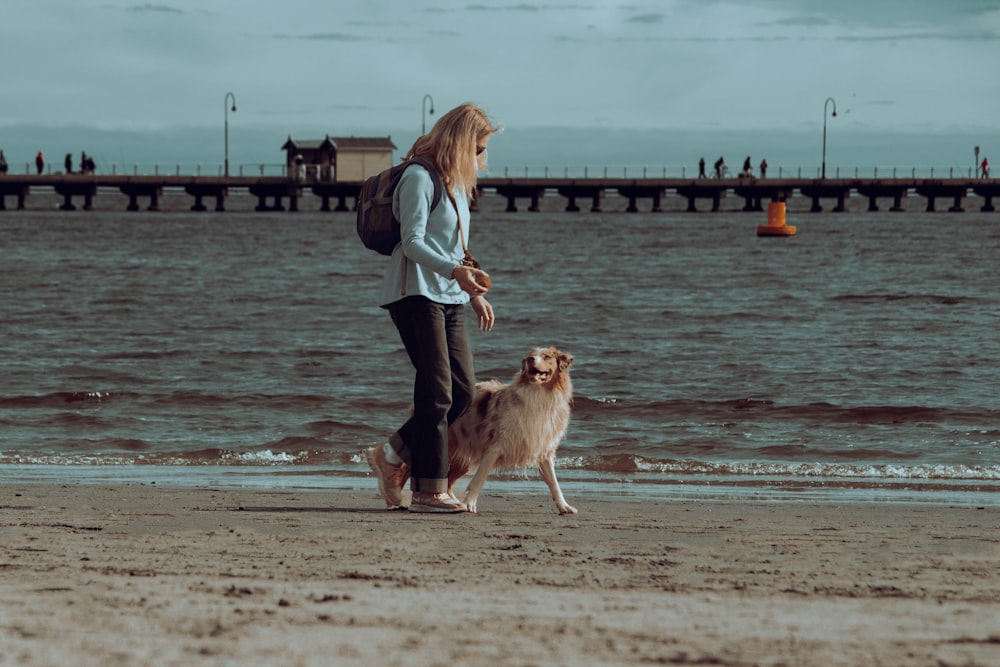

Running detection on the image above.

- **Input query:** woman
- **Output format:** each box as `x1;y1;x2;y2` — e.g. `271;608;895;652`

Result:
366;102;499;513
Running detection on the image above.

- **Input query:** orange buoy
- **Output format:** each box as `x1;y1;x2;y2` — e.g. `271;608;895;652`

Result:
757;201;796;236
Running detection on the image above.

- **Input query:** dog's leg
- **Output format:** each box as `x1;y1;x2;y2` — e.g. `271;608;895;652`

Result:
538;455;577;515
461;448;502;514
446;461;470;496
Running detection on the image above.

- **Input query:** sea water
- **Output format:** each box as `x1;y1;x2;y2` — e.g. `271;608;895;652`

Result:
1;189;998;505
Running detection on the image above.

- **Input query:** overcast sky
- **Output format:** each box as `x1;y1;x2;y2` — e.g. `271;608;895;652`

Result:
2;0;997;138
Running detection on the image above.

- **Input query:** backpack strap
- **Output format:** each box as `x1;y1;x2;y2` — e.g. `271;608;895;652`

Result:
405;156;443;213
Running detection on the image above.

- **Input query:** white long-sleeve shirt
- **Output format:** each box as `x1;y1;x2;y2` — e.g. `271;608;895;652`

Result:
378;163;472;308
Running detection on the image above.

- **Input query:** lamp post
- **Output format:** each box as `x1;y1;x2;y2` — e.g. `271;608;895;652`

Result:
224;92;237;177
422;94;435;135
821;96;837;180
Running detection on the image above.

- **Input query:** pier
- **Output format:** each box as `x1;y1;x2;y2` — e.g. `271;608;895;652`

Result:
1;174;998;213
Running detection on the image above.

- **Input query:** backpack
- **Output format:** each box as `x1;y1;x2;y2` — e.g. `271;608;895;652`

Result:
356;157;442;255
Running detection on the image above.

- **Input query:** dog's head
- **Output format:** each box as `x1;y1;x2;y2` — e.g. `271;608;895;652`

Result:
521;347;573;386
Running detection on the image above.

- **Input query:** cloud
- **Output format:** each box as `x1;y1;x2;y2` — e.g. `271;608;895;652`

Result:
274;33;367;42
124;3;183;14
768;15;832;27
627;13;665;24
464;3;595;11
835;30;1000;42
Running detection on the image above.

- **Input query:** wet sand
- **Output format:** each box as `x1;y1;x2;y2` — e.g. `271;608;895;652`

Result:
2;484;999;666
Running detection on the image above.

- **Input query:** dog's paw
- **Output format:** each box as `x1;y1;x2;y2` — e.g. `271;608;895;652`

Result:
557;503;577;515
462;492;479;513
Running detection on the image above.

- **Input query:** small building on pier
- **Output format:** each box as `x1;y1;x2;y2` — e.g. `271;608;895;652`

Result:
281;135;396;182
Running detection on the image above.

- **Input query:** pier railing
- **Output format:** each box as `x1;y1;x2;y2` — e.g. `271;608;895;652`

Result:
18;162;291;178
496;165;982;180
17;162;985;182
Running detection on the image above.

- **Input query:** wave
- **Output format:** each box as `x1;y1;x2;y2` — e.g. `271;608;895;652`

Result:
0;390;338;410
0;391;119;407
557;454;1000;481
3;447;998;482
829;293;979;306
4;389;994;425
573;395;999;425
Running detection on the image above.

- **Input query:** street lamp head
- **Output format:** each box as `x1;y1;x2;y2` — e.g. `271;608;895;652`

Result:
831;110;837;118
231;103;237;112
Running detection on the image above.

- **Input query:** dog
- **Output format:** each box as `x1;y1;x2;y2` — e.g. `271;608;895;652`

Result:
446;347;577;514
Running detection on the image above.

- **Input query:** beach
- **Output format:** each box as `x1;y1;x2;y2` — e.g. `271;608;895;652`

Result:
2;483;998;666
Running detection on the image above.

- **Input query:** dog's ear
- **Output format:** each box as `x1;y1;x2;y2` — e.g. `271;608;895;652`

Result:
558;352;573;371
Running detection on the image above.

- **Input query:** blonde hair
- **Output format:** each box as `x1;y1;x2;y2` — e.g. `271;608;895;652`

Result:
405;102;500;198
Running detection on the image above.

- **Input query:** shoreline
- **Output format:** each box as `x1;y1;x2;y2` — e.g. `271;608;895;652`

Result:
3;464;1000;508
2;484;999;666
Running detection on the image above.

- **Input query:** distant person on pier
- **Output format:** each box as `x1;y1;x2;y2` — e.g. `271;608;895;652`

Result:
981;157;990;179
760;158;768;178
698;157;706;178
81;152;94;174
65;153;73;174
0;150;8;174
742;156;752;178
713;156;726;178
35;151;45;175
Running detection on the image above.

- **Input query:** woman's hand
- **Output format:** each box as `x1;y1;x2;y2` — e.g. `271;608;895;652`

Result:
452;265;491;297
470;295;495;332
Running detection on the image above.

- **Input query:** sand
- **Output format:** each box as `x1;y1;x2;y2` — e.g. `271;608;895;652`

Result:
1;483;998;666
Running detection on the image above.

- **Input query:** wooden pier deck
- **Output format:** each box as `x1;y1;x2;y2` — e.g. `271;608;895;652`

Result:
1;174;998;213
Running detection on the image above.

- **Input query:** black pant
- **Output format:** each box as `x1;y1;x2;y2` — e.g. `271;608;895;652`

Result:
388;296;475;493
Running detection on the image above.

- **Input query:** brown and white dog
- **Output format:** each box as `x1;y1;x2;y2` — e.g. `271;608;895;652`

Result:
447;347;577;514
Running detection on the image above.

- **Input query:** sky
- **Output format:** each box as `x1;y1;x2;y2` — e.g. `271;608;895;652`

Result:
1;0;997;169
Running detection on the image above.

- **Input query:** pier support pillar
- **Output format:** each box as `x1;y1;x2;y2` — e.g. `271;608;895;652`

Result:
0;186;30;210
626;196;638;213
504;195;517;212
651;191;662;213
810;197;822;213
867;196;879;212
948;195;964;212
565;194;579;212
833;194;847;212
890;194;905;212
981;196;995;212
590;194;601;212
121;186;161;212
685;196;697;212
60;193;76;211
925;196;936;212
255;195;285;211
528;192;540;212
185;185;226;212
711;194;721;212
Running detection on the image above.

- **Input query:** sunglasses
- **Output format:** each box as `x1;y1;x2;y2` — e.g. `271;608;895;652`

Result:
476;145;486;156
